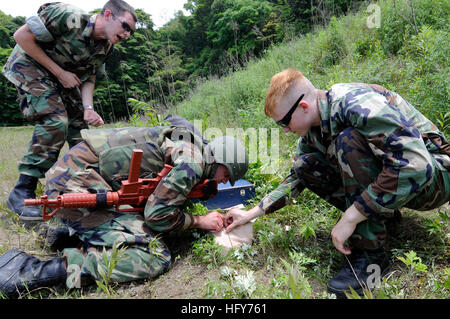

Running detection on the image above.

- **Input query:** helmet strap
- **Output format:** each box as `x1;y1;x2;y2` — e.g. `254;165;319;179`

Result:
208;163;219;180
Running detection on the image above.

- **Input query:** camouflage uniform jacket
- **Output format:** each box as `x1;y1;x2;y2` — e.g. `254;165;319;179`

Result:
259;83;450;218
80;125;213;233
2;2;113;96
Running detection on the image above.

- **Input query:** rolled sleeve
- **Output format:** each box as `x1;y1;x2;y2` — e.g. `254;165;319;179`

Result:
258;171;303;214
26;16;54;42
144;141;205;233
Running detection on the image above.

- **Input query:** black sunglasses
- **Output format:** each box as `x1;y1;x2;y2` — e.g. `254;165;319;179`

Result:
276;94;304;127
120;20;134;36
112;13;134;36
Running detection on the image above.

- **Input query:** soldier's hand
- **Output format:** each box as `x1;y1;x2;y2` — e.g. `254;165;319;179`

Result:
331;218;355;255
57;70;82;88
224;208;249;233
331;204;367;255
193;211;225;232
84;109;104;126
225;206;263;233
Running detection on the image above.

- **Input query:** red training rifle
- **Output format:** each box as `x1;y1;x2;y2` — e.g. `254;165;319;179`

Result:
24;149;217;220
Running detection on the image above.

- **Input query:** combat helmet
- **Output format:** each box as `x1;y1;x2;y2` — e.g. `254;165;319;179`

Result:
206;136;249;186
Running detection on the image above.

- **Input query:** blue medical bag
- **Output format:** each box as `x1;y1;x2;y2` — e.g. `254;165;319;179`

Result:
193;179;256;210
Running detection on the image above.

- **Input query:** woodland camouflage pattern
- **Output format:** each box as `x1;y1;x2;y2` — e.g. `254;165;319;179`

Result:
259;83;450;249
2;2;112;178
45;126;212;232
63;213;171;289
45;123;214;287
2;2;112;94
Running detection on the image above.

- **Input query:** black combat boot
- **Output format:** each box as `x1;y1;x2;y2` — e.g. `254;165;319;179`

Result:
0;249;66;298
327;248;391;298
6;174;42;221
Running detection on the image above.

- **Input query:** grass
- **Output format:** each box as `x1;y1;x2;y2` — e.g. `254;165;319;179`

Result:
158;0;450;298
0;127;448;299
0;0;449;299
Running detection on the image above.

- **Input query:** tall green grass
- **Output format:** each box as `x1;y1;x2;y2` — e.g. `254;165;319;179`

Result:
167;0;449;136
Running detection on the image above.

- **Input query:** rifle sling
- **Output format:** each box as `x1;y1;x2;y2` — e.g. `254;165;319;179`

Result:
96;190;108;208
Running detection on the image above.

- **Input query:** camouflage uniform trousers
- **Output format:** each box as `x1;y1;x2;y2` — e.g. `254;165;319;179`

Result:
293;127;447;250
44;142;171;289
17;84;88;178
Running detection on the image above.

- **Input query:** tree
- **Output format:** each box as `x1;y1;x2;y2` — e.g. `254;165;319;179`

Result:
0;11;25;126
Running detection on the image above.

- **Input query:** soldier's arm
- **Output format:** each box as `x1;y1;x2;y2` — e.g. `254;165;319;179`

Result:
343;92;435;218
81;76;104;126
145;165;226;233
13;24;81;88
257;172;303;214
224;168;303;233
144;141;207;232
256;138;310;215
225;137;310;232
80;75;95;105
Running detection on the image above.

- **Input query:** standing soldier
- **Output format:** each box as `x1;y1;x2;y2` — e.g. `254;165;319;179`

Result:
0;115;249;298
224;68;450;298
3;0;137;221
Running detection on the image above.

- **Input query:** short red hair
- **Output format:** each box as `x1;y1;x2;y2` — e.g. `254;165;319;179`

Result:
264;68;306;117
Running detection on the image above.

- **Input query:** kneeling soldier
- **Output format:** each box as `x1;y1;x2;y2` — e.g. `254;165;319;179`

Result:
224;68;449;298
0;115;249;298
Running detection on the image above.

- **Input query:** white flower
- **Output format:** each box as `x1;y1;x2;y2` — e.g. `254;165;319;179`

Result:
233;270;257;297
220;266;237;279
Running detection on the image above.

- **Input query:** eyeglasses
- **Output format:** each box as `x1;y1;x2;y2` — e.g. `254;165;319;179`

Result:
120;20;134;36
111;13;134;36
276;94;304;127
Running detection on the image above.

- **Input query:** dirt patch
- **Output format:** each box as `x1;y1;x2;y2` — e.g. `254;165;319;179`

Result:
0;213;32;252
109;254;218;299
147;256;218;299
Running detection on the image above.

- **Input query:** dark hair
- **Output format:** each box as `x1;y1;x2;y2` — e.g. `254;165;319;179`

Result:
101;0;137;22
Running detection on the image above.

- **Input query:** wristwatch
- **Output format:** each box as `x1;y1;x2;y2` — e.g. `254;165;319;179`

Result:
83;105;94;110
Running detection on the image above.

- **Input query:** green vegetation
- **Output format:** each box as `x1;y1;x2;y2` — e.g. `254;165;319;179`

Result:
167;0;450;299
0;0;365;125
0;0;448;299
170;0;449;134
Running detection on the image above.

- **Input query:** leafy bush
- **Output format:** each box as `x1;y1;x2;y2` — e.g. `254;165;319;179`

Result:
376;0;450;55
311;17;347;74
397;26;449;119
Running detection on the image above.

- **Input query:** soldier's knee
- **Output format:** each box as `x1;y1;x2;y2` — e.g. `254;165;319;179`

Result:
38;114;70;143
292;152;334;183
292;153;319;180
152;247;172;277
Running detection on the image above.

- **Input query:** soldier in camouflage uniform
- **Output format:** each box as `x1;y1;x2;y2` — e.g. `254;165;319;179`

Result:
3;1;137;221
224;68;450;298
0;115;250;298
